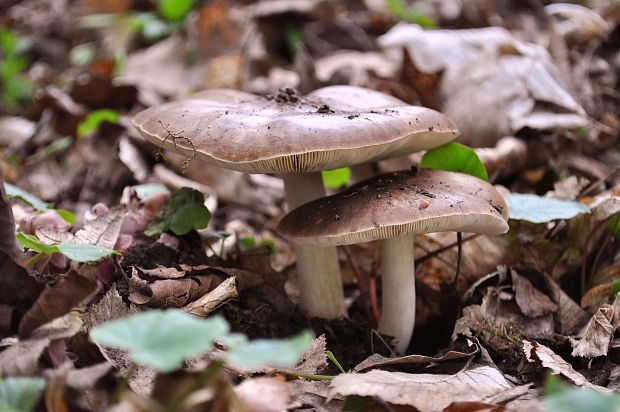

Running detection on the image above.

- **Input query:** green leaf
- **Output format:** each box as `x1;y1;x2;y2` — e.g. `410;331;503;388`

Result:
322;167;351;189
90;310;229;372
4;183;51;211
385;0;437;28
145;187;211;236
69;43;95;66
227;331;313;368
156;0;196;23
55;209;77;225
16;233;59;255
505;193;590;224
16;233;118;262
326;350;346;374
238;236;256;252
57;243;119;262
0;377;46;412
607;213;620;239
611;279;620;297
419;142;489;181
543;380;620;412
132;183;170;201
77;109;120;138
170;202;211;235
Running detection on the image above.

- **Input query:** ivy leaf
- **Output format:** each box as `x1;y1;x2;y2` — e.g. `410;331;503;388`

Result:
145;187;211;236
419;142;489;181
90;310;229;372
505;193;590;223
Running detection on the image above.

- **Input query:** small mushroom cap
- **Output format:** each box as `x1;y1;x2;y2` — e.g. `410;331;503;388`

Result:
132;86;459;174
277;169;509;246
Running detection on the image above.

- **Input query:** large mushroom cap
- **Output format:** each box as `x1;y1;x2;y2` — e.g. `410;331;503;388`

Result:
278;169;509;246
132;86;459;174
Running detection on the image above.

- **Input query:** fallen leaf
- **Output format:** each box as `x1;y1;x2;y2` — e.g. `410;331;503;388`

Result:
523;340;609;390
184;276;238;317
328;366;513;410
84;283;136;330
570;305;614;358
18;272;97;338
511;270;558;318
293;335;328;375
0;312;83;376
353;347;478;373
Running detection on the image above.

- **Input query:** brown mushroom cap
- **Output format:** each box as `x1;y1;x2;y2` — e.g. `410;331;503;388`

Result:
132;86;459;174
277;169;509;246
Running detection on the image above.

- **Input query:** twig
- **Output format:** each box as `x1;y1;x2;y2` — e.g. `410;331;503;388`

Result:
416;233;479;265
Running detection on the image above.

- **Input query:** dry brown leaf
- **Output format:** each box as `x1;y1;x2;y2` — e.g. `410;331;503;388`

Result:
378;24;587;147
36;207;126;249
523;340;609;390
84;283;136;331
328;366;512;411
0;312;82;376
571;305;614;358
294;335;328;375
511;270;558;318
290;380;340;412
353;347;478;373
139;266;187;279
18;272;97;338
235;376;292;412
545;3;611;45
184;276;238;317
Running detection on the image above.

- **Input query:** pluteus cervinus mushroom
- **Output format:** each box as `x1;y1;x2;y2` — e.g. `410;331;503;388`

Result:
132;86;459;319
278;168;509;352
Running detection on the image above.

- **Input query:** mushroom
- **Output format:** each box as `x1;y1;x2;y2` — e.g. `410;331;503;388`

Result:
132;86;459;319
277;168;509;352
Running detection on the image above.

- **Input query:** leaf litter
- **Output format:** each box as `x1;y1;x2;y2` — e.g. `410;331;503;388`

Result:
1;0;620;410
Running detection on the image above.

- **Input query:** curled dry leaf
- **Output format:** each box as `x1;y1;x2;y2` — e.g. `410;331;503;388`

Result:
571;304;614;358
0;311;83;376
353;346;478;373
545;3;611;45
523;340;610;390
328;366;513;411
127;267;214;308
511;270;558;318
184;276;238;317
18;272;97;338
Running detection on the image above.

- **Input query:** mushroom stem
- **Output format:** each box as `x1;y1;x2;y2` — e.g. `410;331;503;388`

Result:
281;172;347;319
378;233;415;354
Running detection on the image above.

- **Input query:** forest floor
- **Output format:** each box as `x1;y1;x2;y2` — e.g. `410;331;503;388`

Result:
1;0;620;411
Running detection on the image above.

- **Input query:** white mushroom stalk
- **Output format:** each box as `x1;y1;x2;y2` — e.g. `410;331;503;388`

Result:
282;172;345;318
378;234;415;353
